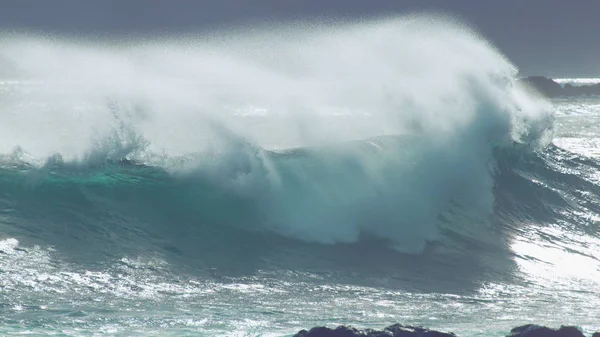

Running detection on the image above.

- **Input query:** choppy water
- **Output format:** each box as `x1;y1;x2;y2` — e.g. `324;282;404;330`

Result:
1;16;600;337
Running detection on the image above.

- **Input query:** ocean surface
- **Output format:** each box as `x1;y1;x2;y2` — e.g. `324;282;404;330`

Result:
1;18;600;336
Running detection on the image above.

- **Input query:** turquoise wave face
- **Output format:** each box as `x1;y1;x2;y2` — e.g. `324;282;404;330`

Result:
2;137;600;336
1;132;594;267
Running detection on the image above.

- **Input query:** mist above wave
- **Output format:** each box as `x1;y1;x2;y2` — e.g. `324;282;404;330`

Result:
0;16;554;253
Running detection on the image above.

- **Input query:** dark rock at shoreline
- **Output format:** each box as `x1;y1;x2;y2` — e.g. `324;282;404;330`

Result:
293;324;598;337
508;324;585;337
518;76;600;98
293;324;456;337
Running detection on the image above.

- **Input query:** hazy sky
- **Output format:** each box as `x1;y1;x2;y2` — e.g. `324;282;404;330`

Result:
1;0;598;77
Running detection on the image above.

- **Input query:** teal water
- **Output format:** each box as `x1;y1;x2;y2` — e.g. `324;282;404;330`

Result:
2;98;600;336
1;18;600;335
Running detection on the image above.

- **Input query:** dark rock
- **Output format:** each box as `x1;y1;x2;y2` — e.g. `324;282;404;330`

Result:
384;324;456;337
507;324;585;337
294;326;363;337
507;324;554;337
557;326;588;337
294;323;597;337
293;324;454;337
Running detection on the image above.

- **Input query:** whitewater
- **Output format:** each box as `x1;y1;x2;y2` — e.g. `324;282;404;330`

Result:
1;16;599;336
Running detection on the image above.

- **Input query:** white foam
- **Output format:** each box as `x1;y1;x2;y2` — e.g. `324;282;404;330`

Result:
0;16;554;252
554;78;600;86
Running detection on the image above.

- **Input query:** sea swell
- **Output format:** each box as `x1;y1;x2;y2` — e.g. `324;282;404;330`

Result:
5;16;600;336
0;15;559;273
1;133;570;271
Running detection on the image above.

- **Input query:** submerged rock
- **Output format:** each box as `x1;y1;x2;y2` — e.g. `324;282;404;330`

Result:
294;326;361;337
294;324;598;337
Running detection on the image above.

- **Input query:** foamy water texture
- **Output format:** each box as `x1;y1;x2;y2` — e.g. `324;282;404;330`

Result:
2;16;598;337
0;17;553;251
554;78;600;86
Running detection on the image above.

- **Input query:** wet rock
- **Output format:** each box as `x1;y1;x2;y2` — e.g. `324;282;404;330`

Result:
293;326;363;337
384;324;456;337
507;324;585;337
293;324;455;337
294;324;598;337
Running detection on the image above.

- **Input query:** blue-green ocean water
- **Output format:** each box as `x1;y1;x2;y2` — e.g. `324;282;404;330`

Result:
2;96;600;336
1;19;600;336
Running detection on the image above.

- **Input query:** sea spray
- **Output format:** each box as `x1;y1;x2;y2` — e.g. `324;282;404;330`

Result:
4;16;600;337
0;16;553;253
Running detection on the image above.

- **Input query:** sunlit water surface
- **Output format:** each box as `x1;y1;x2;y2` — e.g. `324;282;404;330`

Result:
0;95;599;337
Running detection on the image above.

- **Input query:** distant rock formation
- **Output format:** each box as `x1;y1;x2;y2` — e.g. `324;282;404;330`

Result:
518;76;600;98
293;324;599;337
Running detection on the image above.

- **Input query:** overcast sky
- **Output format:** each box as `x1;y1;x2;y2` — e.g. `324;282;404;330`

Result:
1;0;599;77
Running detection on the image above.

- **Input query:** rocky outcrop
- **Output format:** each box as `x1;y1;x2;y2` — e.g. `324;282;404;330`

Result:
293;324;455;337
518;76;600;98
508;324;585;337
293;324;598;337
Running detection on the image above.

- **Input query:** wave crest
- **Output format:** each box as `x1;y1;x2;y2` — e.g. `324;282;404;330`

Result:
0;16;553;254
